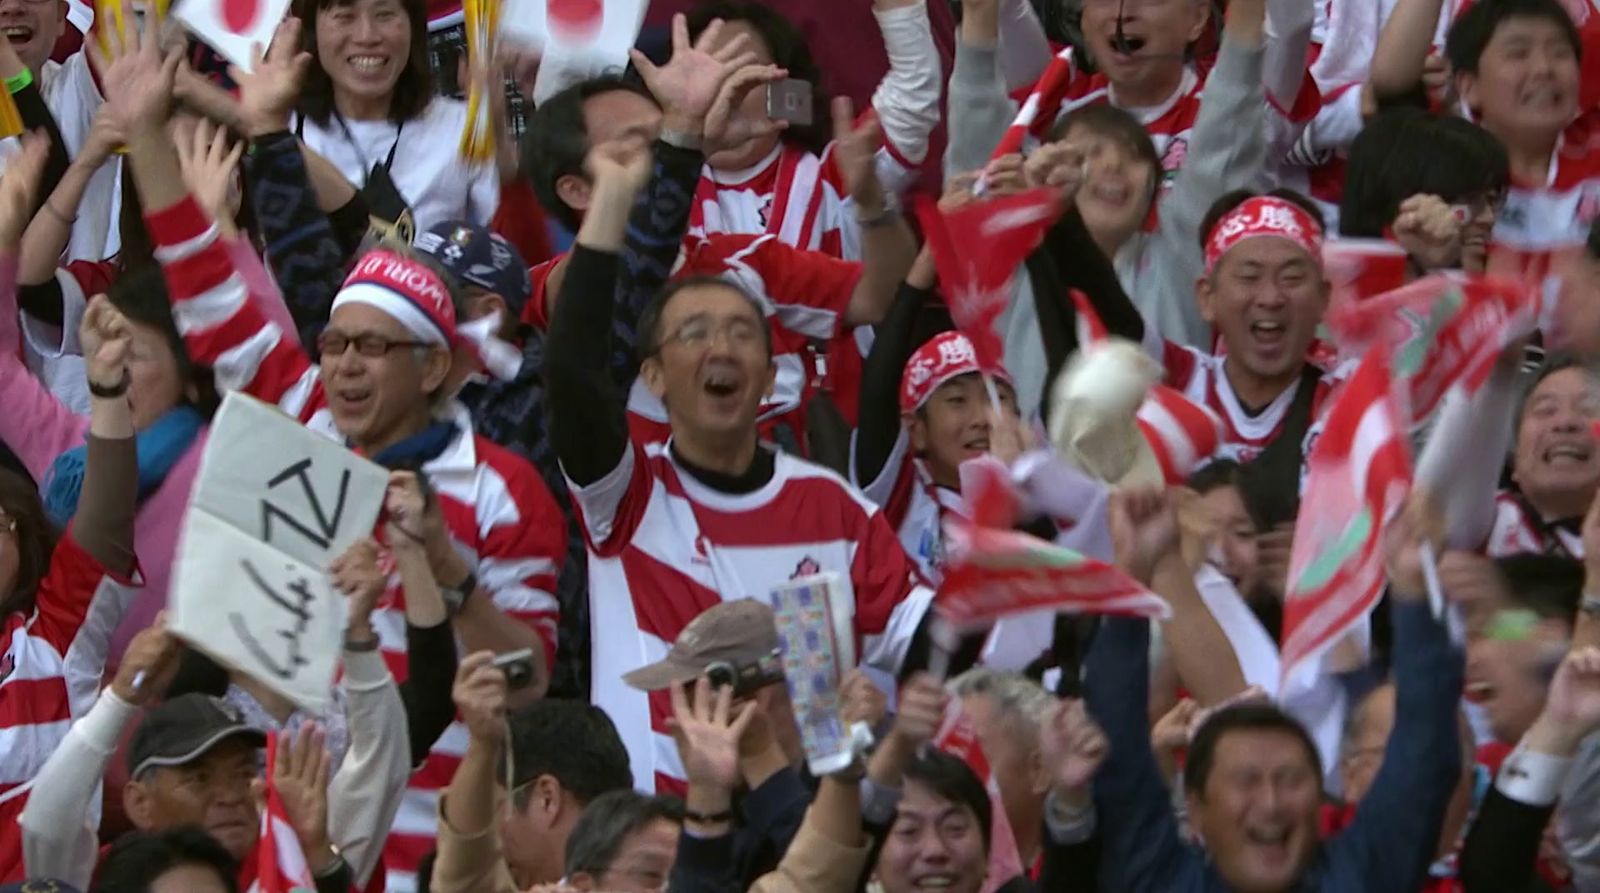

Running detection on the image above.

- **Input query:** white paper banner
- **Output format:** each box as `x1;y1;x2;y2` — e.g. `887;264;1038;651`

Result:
171;393;387;711
500;0;648;71
173;0;294;72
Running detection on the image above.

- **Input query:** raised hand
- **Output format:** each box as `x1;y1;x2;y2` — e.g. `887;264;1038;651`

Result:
1382;493;1442;601
90;0;182;138
80;296;132;389
1022;142;1085;201
1110;486;1178;584
703;62;789;155
174;117;244;234
328;538;387;633
889;671;948;749
1255;524;1295;600
984;152;1030;198
629;14;758;129
453;650;509;744
384;470;447;561
839;669;888;730
230;17;314;137
585;137;655;198
830;97;886;206
111;613;181;705
270;722;334;870
1041;698;1109;793
0;131;48;247
81;106;128;170
1542;647;1600;740
1392;194;1463;271
670;675;756;793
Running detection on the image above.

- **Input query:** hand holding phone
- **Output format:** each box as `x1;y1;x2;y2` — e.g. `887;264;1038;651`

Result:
766;79;813;126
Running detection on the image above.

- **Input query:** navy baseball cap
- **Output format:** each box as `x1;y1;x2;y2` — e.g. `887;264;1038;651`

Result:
414;221;532;317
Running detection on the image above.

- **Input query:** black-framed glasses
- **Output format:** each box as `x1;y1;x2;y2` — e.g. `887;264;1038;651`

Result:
317;332;432;359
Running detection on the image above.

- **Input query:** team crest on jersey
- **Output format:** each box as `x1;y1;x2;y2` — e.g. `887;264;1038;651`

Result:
792;557;821;579
1160;137;1188;183
0;647;13;685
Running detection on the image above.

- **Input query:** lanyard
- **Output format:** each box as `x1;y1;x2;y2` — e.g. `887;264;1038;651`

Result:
331;112;405;188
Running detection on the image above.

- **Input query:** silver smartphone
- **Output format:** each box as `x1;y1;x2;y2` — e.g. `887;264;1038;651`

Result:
493;648;537;690
766;79;814;126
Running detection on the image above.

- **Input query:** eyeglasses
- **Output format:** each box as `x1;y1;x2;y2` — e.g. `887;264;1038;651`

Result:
660;316;765;352
317;332;432;359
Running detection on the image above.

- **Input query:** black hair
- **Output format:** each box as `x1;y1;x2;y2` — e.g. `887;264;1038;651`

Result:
564;789;684;879
684;2;832;157
1185;703;1323;797
106;266;222;420
293;0;435;126
0;466;58;619
1446;0;1582;76
1197;188;1327;256
1049;103;1163;189
93;826;240;893
902;749;994;853
1339;109;1510;238
504;699;633;811
1188;459;1245;496
524;74;659;232
1494;552;1583;629
636;275;775;360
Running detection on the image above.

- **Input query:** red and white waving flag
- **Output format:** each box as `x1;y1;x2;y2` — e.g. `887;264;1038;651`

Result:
1325;273;1538;421
991;46;1076;160
935;704;1024;893
935;458;1171;631
254;732;316;893
1281;346;1413;686
915;189;1064;367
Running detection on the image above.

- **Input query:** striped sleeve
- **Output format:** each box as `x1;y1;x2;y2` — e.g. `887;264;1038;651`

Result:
700;235;859;340
473;443;566;671
144;197;319;413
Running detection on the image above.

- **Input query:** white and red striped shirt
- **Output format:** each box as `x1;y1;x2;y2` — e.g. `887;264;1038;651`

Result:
572;441;934;793
0;533;137;882
1160;342;1342;466
526;235;863;452
1485;490;1586;559
1487;110;1600;286
147;197;566;892
857;431;966;587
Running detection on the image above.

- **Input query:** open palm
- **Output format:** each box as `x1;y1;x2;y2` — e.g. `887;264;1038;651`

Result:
670;677;754;791
631;14;758;122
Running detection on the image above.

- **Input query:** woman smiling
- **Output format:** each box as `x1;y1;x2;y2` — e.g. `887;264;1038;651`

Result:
292;0;499;236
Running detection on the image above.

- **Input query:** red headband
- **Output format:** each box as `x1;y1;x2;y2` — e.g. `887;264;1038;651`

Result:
900;331;1012;414
1204;196;1324;274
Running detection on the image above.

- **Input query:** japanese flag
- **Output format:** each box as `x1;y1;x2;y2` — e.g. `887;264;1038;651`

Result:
253;732;316;893
174;0;292;72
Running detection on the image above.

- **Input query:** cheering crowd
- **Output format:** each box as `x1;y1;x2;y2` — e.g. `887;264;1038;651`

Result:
0;0;1598;888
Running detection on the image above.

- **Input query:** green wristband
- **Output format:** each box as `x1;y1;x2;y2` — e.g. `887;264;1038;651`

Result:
5;68;32;95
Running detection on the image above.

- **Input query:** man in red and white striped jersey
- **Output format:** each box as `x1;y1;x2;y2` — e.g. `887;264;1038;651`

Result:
1486;360;1600;558
118;82;566;890
546;138;935;793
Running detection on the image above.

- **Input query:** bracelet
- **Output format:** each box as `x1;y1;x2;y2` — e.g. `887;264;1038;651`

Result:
4;68;32;95
42;202;75;226
855;196;901;228
682;806;735;824
88;368;131;398
343;634;381;652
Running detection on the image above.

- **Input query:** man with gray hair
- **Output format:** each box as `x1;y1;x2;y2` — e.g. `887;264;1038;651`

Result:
563;790;684;893
949;667;1057;865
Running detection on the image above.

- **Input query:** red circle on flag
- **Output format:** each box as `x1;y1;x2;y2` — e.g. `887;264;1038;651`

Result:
222;0;263;34
547;0;602;41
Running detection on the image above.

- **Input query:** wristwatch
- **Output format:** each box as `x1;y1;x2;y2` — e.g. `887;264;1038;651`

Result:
441;570;478;617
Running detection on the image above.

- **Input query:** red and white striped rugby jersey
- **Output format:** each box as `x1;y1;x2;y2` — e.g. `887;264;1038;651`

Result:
524;235;863;452
147;196;566;892
857;431;967;587
0;534;137;882
573;441;935;793
1485;490;1585;559
1487;110;1600;288
1160;341;1343;466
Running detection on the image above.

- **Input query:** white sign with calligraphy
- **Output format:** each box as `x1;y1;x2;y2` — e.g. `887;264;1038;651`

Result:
171;393;388;711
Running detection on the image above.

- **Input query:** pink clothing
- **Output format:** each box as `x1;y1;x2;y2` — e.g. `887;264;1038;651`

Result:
0;238;292;663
